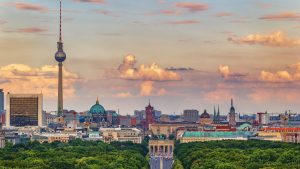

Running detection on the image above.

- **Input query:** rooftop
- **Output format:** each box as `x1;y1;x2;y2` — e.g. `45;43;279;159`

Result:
182;131;254;138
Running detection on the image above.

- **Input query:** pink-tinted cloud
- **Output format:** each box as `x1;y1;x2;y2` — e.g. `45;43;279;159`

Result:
260;62;300;82
139;81;168;96
113;92;133;98
94;10;118;17
228;19;248;23
3;27;48;34
168;20;200;25
228;31;300;47
260;12;300;21
0;64;81;98
175;2;208;12
204;89;235;103
73;0;105;3
18;27;47;33
218;65;230;78
249;89;300;103
157;88;167;96
215;12;232;17
118;55;181;81
15;2;47;12
140;81;154;96
145;10;181;16
161;10;181;16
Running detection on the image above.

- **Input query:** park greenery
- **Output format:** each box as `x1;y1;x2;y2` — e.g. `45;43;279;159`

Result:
0;139;149;169
174;140;300;169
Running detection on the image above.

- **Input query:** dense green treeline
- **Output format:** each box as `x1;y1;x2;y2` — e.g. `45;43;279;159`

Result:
0;139;149;169
174;140;300;169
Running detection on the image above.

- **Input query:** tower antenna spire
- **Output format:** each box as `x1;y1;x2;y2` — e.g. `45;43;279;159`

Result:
55;0;66;119
59;0;62;42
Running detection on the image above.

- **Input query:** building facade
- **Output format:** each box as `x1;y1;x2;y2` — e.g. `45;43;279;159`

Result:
145;102;154;129
180;131;254;143
256;112;270;125
184;109;199;123
149;122;199;137
100;127;142;144
6;94;43;127
0;89;4;114
199;109;212;125
149;140;174;157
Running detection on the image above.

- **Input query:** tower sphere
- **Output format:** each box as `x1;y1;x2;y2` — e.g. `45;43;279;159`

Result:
55;50;66;62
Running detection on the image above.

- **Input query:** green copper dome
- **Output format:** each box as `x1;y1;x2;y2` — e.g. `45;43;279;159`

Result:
89;98;106;115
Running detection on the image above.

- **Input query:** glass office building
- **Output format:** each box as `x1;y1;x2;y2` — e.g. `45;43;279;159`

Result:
6;94;43;127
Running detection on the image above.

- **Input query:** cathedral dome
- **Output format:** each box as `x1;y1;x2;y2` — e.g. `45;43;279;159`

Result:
89;98;106;115
200;109;210;119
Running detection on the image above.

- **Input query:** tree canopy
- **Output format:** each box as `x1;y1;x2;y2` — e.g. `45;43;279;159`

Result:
0;139;149;169
174;140;300;169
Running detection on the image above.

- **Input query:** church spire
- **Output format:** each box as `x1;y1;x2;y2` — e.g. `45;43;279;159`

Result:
231;98;233;107
214;105;216;115
96;97;99;104
213;105;217;123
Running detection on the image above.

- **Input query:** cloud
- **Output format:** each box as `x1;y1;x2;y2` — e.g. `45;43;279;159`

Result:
157;88;167;96
161;10;181;16
260;62;300;82
218;65;230;78
94;10;118;17
228;31;300;47
73;0;105;3
260;12;300;21
139;81;167;96
114;55;181;97
166;67;194;71
18;27;47;33
204;89;235;103
113;92;133;98
3;27;47;34
118;55;181;81
175;2;208;12
15;2;47;12
249;89;300;103
140;81;154;96
0;64;81;98
167;20;200;25
215;12;232;17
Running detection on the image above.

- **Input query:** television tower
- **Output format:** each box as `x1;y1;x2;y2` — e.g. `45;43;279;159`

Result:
55;0;66;119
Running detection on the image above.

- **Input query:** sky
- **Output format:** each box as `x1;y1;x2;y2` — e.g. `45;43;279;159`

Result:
1;0;300;115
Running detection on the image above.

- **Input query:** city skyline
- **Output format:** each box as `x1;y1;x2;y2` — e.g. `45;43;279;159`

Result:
1;0;300;114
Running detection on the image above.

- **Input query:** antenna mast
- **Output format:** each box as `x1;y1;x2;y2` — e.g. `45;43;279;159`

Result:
59;0;62;42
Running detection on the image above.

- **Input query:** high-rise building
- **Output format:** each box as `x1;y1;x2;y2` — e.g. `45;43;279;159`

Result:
54;1;67;120
106;110;118;125
6;93;43;127
119;115;131;127
145;102;154;129
0;89;4;113
183;109;199;122
256;112;270;125
228;98;236;126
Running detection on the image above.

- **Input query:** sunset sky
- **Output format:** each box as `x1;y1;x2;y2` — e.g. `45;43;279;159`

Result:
1;0;300;115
